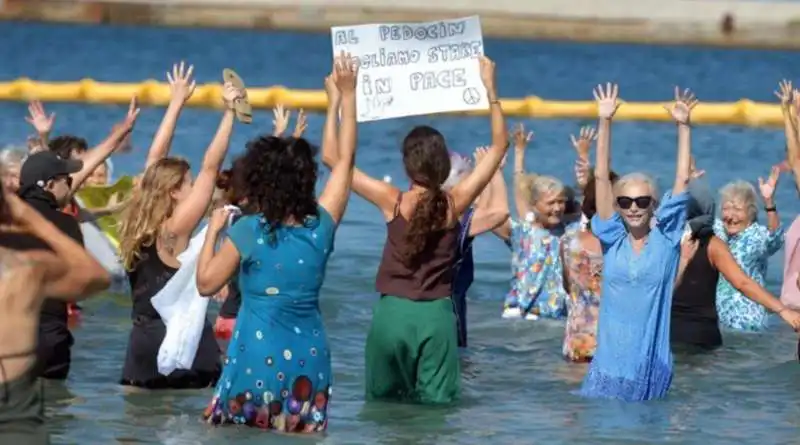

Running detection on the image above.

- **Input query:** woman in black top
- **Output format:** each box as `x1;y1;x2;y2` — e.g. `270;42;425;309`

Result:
672;181;800;351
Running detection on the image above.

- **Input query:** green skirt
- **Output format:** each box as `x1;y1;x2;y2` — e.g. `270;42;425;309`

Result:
365;295;460;404
0;371;48;444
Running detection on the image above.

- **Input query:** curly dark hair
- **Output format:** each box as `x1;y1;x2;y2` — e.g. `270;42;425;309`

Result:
49;135;88;159
239;136;319;243
582;170;619;228
401;125;452;265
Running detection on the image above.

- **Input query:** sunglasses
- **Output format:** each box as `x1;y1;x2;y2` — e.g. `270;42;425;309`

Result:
616;196;653;210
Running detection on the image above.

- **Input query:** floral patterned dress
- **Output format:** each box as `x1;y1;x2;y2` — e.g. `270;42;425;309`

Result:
502;219;572;319
713;219;784;331
203;208;335;432
560;230;603;362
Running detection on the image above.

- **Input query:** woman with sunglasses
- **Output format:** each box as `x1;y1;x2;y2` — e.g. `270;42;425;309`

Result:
579;84;694;401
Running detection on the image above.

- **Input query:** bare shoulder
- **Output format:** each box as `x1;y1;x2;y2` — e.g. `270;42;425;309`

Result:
0;248;42;281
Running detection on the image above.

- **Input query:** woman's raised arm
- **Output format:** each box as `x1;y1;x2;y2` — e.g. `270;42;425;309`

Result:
511;124;533;219
70;98;139;195
663;87;697;196
593;83;621;220
168;83;238;237
450;56;509;216
319;87;399;220
319;53;359;224
145;62;197;170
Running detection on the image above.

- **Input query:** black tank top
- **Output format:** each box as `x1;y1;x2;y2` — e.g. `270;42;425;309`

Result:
127;244;178;320
671;235;722;349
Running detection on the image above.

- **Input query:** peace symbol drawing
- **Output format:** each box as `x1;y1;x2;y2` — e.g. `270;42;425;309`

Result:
462;87;481;105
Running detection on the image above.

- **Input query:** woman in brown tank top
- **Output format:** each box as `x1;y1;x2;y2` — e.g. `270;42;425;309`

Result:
322;56;508;404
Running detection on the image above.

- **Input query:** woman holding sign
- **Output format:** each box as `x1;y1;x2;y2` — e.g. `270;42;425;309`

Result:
322;56;507;404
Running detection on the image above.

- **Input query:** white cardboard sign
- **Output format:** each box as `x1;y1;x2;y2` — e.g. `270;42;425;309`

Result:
331;16;487;122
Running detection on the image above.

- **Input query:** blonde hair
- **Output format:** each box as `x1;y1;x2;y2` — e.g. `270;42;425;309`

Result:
118;158;190;270
719;180;758;222
516;173;565;206
614;172;659;203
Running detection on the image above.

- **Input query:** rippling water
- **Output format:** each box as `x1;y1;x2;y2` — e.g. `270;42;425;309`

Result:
2;20;800;444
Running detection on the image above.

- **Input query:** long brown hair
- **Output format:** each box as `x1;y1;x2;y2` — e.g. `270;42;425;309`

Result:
400;126;452;265
118;158;190;269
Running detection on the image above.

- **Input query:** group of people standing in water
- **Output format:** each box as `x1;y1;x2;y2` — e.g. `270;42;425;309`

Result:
3;52;800;441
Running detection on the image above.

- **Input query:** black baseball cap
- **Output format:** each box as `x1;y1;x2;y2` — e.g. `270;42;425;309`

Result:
20;151;83;189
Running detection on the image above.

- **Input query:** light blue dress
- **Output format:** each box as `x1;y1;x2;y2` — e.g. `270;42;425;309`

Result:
580;191;688;401
502;220;571;319
713;219;784;331
203;208;335;433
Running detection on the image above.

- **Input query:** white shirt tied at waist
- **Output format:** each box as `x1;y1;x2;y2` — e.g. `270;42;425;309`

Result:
151;205;241;376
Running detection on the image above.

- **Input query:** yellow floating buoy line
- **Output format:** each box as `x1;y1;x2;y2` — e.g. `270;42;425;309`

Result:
0;78;786;127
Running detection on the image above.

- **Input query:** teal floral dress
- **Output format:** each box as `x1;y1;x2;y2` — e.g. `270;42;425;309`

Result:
502;219;574;319
203;208;335;432
713;219;784;331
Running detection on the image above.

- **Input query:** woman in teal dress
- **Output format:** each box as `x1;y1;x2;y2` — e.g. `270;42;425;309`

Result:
194;54;359;433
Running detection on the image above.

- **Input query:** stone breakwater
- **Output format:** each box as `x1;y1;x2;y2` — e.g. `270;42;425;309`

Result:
5;0;800;49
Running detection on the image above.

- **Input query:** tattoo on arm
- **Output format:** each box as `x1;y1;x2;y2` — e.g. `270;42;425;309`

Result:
160;231;178;255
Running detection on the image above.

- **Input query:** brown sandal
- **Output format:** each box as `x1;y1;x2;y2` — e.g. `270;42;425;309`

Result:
222;68;252;124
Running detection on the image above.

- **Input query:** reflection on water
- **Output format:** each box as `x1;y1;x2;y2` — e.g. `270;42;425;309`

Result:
2;20;800;444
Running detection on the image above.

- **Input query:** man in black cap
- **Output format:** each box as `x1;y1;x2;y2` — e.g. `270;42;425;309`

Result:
18;150;85;380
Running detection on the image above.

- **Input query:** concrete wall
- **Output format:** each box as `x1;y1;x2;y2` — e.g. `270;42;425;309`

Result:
4;0;800;48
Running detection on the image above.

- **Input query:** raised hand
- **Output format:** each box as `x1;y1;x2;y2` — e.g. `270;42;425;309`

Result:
593;83;621;120
293;109;308;138
118;96;140;132
775;79;794;109
272;104;290;137
478;56;496;96
570;126;597;160
511;123;533;151
758;165;781;202
333;51;358;93
222;82;242;109
25;100;55;135
166;61;196;104
664;86;698;125
324;72;340;107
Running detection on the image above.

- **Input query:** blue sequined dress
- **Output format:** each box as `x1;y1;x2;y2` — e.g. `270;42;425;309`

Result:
203;208;335;432
580;192;688;401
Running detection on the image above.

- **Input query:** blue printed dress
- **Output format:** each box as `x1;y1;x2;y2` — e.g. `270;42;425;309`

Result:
502;219;573;319
581;191;688;401
203;208;335;433
713;219;784;331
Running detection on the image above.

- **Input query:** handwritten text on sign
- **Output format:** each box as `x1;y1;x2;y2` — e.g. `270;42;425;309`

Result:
331;16;486;122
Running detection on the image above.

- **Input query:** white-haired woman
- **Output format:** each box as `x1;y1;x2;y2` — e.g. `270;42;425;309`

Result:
498;124;571;320
444;148;509;347
580;85;693;402
713;173;784;331
0;147;27;194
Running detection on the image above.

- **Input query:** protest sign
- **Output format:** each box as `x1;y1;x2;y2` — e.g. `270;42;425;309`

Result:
331;16;486;122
